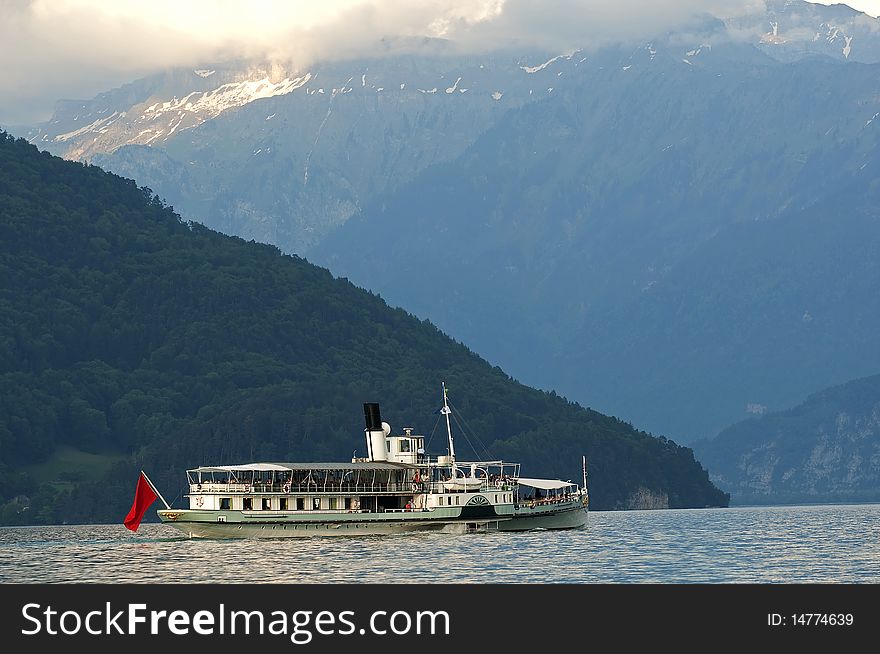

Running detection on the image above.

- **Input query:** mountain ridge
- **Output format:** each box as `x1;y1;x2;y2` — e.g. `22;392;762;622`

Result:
692;371;880;504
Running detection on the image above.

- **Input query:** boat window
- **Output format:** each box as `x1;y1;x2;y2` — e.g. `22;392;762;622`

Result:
494;495;498;503
455;496;460;505
399;439;411;453
262;498;271;510
296;497;305;511
243;497;253;510
279;498;288;511
313;497;321;510
329;497;338;510
220;497;230;510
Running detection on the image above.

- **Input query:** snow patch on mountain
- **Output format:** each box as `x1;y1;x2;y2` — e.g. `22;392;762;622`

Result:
145;75;311;122
686;44;711;57
519;51;578;74
762;20;787;44
41;72;314;159
55;112;122;142
144;129;165;145
445;77;463;93
166;115;185;136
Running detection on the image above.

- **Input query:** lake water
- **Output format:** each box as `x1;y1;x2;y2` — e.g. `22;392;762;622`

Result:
1;504;877;583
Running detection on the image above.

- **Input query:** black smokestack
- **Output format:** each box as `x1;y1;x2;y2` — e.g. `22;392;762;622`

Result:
363;403;382;431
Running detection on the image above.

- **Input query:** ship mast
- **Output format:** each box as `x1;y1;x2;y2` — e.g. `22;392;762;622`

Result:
582;455;588;493
441;381;456;470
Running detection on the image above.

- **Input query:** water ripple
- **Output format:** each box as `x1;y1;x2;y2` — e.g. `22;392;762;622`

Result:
1;504;877;583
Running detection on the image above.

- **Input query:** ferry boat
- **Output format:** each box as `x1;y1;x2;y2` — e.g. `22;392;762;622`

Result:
154;384;588;538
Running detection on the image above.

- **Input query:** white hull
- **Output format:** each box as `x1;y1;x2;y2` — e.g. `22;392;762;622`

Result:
161;520;506;539
159;504;587;539
158;508;508;538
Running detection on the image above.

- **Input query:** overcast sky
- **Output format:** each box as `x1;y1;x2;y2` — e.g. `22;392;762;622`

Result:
0;0;877;127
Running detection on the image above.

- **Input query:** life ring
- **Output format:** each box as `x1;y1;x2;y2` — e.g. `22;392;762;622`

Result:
412;482;419;492
244;484;251;493
283;483;291;493
196;483;202;492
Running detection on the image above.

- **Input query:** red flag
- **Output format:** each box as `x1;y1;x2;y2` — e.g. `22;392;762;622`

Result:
124;471;159;532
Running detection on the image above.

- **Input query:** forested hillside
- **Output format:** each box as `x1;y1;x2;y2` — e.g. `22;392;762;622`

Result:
0;133;728;524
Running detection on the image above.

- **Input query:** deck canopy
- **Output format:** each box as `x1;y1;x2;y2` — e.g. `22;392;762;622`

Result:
192;464;290;473
515;477;576;490
187;461;416;494
190;462;410;473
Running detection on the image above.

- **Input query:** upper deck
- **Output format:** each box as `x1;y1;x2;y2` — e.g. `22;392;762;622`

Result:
185;459;521;496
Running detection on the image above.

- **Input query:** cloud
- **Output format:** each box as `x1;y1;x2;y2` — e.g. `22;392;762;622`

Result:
810;1;879;17
1;0;232;125
0;0;869;126
452;1;778;52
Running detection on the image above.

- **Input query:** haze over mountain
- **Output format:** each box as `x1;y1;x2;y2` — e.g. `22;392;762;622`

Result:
14;0;872;126
10;0;880;447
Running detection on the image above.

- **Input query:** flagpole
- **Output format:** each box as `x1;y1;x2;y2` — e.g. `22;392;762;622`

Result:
582;455;589;502
441;381;456;470
142;470;171;509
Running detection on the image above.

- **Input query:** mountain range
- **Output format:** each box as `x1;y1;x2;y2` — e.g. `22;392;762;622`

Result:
12;0;880;448
693;373;880;504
